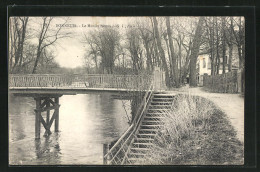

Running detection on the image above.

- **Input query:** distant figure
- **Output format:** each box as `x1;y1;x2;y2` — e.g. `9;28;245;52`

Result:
186;77;189;84
84;82;89;87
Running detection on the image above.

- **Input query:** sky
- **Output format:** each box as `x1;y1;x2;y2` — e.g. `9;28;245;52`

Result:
49;17;134;68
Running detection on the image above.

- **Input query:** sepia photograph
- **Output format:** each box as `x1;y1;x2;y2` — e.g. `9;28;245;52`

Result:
8;16;245;165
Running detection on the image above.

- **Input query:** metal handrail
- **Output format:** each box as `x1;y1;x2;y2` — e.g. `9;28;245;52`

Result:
9;74;151;77
104;80;154;164
120;84;154;164
103;124;134;159
9;74;152;90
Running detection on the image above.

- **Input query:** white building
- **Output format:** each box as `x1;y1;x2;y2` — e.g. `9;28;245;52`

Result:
196;47;239;86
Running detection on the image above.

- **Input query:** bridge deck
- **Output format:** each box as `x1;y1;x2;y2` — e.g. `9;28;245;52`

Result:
9;74;153;96
9;87;147;96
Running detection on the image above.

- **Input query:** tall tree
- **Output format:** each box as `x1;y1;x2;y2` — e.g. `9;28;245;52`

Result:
137;22;153;72
32;17;69;74
152;17;170;86
221;17;227;74
215;17;221;75
204;17;217;76
226;17;234;72
9;17;29;73
189;17;204;86
84;28;120;74
126;28;143;74
165;17;179;87
230;17;245;69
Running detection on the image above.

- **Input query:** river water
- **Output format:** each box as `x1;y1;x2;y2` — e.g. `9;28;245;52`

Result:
9;93;131;165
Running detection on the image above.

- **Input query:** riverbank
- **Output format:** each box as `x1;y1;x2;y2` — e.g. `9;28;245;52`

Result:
168;85;244;143
137;94;244;165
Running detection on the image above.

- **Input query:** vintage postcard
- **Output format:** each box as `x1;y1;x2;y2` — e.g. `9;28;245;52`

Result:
8;16;245;165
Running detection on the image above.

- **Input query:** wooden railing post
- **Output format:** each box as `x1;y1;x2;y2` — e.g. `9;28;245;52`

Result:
153;67;159;91
237;70;241;93
103;143;109;165
153;67;166;91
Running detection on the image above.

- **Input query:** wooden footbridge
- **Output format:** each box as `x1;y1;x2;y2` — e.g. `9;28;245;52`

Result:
9;67;175;165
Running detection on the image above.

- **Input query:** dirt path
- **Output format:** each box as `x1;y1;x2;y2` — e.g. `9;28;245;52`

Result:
167;86;244;143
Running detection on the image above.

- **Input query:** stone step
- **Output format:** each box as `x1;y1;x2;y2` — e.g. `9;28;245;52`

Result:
135;137;154;141
151;101;172;105
144;116;165;119
145;113;166;117
139;129;158;134
128;152;146;157
152;97;174;100
134;138;154;143
142;121;163;125
147;109;169;113
141;124;162;127
137;133;156;138
149;105;172;109
132;144;152;149
150;104;172;107
130;147;150;151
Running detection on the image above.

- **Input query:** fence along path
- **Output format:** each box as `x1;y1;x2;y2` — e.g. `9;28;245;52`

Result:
203;70;242;93
9;74;152;90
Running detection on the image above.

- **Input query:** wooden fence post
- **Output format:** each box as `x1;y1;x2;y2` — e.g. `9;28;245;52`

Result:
237;70;241;93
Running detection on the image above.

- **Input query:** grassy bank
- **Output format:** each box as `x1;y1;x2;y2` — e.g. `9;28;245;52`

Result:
140;94;244;165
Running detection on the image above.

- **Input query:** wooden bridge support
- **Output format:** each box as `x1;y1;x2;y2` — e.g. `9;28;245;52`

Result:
34;95;61;139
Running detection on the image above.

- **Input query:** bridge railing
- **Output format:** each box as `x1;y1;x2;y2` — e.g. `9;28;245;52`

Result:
9;74;152;90
103;81;154;165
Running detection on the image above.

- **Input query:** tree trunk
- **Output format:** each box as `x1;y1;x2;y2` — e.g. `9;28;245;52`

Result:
211;57;215;75
165;17;179;87
143;41;152;72
17;17;29;72
189;17;204;87
32;46;42;74
9;20;14;72
228;44;233;71
178;40;182;85
216;18;220;75
152;17;170;87
221;17;226;74
238;46;243;69
163;33;173;85
216;56;220;74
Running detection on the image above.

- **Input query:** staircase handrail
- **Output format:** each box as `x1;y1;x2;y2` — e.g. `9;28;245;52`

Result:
120;83;154;164
103;80;154;164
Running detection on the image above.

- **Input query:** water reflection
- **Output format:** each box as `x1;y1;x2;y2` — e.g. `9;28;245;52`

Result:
9;93;131;165
34;133;61;165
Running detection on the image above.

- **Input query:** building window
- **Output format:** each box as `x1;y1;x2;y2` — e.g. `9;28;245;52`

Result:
203;58;206;68
208;58;211;69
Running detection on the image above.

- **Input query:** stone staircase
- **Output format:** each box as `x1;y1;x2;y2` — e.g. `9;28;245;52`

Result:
125;92;175;164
